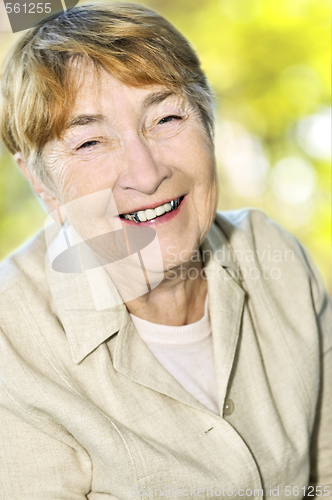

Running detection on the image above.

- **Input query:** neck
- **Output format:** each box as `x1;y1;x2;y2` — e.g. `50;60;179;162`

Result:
125;257;207;326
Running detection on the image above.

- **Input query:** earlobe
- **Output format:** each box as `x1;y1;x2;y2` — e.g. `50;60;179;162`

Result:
14;152;62;216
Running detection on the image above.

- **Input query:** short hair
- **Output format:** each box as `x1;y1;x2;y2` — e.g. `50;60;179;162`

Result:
0;2;214;182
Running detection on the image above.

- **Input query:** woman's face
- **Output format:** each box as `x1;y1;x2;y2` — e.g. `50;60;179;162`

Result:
43;65;218;272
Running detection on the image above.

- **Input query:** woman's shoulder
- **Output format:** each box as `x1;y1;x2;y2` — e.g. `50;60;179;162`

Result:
0;229;53;349
0;228;75;409
215;206;300;248
0;228;48;298
214;207;331;353
214;207;321;282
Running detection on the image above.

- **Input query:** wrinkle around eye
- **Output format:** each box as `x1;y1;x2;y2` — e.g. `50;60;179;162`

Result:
144;112;188;139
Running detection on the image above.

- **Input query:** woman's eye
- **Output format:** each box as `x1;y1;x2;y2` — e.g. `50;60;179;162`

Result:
158;115;182;125
77;140;99;150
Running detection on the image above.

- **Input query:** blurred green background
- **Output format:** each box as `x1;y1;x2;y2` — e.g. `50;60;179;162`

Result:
0;0;331;292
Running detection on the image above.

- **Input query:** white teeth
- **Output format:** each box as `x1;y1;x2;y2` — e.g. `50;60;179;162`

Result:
137;210;147;222
155;205;166;216
122;197;182;222
145;209;156;220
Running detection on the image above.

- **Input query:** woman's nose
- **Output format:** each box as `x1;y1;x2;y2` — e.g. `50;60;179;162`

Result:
118;134;171;194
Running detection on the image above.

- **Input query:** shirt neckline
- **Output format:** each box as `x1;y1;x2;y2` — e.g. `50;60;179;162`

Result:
129;293;211;345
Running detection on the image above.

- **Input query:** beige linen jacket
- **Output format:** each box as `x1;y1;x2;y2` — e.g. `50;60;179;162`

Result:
0;208;331;500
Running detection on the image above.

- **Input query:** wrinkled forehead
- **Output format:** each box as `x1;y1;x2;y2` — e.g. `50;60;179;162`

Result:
61;56;187;131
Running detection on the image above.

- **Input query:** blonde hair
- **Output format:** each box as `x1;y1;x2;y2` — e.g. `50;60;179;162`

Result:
0;2;214;181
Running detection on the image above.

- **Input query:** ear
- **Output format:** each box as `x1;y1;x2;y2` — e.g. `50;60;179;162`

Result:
14;152;61;215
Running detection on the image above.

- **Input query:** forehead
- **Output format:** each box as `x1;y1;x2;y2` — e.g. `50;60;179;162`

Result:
66;60;183;122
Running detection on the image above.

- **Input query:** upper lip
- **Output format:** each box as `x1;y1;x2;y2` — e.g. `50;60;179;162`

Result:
119;195;185;215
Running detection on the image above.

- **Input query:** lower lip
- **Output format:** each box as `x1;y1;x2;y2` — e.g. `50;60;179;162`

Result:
119;196;186;227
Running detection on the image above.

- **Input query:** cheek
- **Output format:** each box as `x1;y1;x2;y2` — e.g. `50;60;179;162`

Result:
186;134;218;232
177;125;215;174
44;151;124;237
187;138;216;194
192;132;216;187
47;152;118;205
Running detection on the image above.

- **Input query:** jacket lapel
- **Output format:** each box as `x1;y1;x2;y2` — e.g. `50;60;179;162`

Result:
113;311;212;412
205;260;245;412
113;226;246;414
200;226;246;412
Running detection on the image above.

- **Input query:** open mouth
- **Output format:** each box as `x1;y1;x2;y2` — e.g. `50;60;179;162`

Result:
119;196;185;223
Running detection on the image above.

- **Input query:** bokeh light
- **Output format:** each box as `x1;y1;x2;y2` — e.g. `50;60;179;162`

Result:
270;157;317;205
216;121;269;197
296;108;331;160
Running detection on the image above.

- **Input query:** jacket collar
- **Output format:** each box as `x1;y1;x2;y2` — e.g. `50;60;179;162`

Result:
45;215;244;373
45;255;126;364
44;221;127;364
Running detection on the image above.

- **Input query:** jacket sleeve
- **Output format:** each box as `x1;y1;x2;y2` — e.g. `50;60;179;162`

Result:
296;241;332;491
0;394;92;499
309;346;332;491
0;321;92;499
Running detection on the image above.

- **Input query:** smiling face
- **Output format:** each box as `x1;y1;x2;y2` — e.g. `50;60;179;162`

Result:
42;63;218;272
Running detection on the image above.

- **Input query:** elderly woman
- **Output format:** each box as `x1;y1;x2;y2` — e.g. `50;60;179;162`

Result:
0;3;331;499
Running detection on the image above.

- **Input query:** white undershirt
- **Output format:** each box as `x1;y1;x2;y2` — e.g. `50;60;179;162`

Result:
130;295;219;414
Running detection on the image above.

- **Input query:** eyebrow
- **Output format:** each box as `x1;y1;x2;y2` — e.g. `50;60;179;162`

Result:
141;90;176;110
64;90;177;131
64;114;105;130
